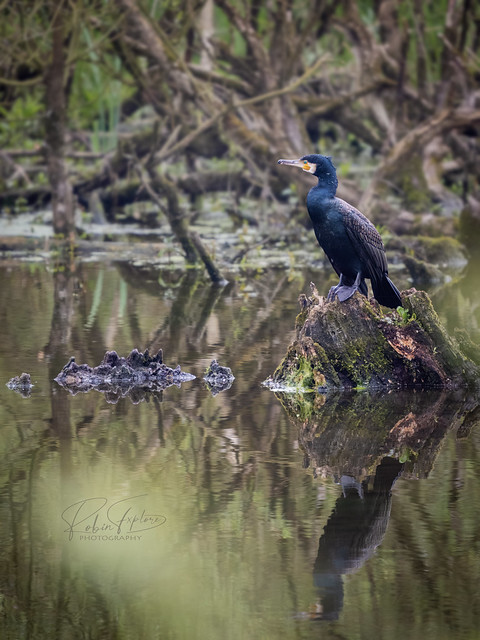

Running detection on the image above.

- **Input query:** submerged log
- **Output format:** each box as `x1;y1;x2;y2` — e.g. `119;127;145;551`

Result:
203;359;235;396
6;372;33;397
265;287;480;391
55;349;195;403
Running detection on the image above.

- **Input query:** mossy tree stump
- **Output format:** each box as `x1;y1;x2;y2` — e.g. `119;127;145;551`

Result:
266;287;480;391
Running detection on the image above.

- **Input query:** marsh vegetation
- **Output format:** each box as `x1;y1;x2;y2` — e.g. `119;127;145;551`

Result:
1;0;479;277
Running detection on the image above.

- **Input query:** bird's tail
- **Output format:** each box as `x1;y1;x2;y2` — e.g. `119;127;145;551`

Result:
372;275;402;309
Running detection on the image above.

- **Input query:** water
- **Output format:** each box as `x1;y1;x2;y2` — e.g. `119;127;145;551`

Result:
0;261;479;640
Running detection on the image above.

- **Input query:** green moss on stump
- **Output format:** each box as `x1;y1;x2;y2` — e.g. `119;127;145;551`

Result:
266;288;480;391
272;338;334;392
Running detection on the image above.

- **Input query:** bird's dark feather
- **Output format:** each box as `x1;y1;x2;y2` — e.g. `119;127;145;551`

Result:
336;198;388;284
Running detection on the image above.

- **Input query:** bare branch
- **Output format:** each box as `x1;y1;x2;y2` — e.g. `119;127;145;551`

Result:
156;54;329;162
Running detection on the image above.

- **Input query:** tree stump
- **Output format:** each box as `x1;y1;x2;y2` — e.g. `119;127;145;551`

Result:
265;287;480;391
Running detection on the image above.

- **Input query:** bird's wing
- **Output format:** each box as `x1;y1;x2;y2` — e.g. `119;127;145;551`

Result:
335;198;388;281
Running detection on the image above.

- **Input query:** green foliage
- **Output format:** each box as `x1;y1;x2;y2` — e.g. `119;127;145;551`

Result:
0;94;43;147
396;305;416;325
214;5;247;57
69;28;131;153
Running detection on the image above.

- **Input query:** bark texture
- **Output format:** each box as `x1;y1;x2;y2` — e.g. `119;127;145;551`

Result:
266;287;480;391
44;2;74;239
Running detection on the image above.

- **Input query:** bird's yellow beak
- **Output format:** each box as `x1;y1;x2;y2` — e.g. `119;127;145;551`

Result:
278;158;312;172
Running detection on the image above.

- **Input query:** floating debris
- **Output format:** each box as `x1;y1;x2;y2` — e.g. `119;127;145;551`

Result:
6;372;34;398
203;359;235;396
55;349;195;403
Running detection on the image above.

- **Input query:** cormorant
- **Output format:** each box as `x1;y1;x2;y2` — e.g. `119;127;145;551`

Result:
278;154;402;309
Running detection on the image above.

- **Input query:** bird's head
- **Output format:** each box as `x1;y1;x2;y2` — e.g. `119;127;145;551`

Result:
278;154;337;179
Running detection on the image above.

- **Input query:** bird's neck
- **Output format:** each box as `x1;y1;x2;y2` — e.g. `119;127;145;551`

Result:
314;174;338;199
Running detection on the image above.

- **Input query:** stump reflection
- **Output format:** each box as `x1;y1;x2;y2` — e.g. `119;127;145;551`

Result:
278;389;480;620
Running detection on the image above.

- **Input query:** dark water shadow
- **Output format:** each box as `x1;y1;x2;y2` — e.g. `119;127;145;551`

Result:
278;389;480;621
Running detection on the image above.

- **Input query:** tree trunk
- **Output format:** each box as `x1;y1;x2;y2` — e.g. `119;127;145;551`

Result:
44;2;74;240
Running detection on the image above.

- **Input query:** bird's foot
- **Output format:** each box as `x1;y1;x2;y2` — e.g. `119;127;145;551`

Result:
340;475;364;499
328;284;358;302
327;276;345;302
327;285;340;302
328;273;364;303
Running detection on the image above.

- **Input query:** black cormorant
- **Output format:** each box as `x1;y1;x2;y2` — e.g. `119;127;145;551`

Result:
278;154;401;309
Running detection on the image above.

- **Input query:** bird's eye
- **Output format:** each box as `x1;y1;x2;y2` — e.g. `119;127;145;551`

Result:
303;160;308;165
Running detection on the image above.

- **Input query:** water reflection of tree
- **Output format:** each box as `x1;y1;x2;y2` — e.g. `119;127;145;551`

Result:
279;389;480;622
2;264;480;637
39;262;317;486
45;268;76;439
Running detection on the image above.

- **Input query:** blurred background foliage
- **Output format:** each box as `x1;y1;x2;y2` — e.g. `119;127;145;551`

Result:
0;0;479;266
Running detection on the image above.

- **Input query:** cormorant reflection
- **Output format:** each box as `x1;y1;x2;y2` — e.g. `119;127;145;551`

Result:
312;457;403;620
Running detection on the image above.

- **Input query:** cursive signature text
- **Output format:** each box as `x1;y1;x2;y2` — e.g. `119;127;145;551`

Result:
62;495;166;541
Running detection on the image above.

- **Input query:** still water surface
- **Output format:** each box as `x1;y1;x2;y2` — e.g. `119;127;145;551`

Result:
0;260;479;640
